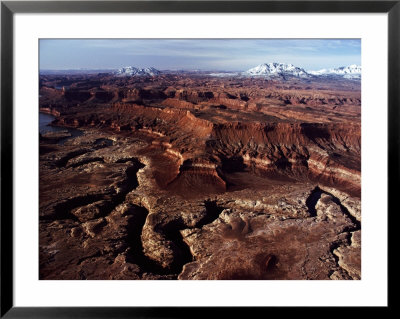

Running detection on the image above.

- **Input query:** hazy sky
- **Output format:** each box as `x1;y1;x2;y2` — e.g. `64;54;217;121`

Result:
39;39;361;71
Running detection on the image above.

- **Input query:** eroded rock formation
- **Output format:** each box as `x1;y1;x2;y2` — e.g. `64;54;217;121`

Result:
39;73;361;280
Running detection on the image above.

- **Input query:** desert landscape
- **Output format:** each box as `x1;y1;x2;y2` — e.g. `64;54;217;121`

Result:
39;40;361;280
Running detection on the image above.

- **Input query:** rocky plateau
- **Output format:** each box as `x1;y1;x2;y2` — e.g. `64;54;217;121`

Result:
39;70;361;280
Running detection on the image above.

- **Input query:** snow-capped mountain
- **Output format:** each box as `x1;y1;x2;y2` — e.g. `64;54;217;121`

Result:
309;64;361;79
115;66;161;76
243;63;310;78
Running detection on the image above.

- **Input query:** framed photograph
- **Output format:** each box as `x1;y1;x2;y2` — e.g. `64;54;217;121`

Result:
1;0;395;316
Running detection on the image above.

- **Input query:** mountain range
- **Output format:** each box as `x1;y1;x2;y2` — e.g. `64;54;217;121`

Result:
243;62;310;78
308;64;361;79
242;63;361;79
113;63;361;79
115;66;161;76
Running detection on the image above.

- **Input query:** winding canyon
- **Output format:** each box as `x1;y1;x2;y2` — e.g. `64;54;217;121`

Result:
39;71;361;280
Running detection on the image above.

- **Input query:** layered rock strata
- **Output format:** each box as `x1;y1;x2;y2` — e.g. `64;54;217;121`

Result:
39;74;361;280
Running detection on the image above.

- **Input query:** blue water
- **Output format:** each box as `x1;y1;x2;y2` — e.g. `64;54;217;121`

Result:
55;85;69;90
39;112;83;144
39;113;60;134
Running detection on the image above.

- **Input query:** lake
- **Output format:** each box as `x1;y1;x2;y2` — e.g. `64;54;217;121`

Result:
39;112;83;144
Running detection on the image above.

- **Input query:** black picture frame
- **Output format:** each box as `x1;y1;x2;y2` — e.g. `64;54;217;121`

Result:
1;0;395;317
